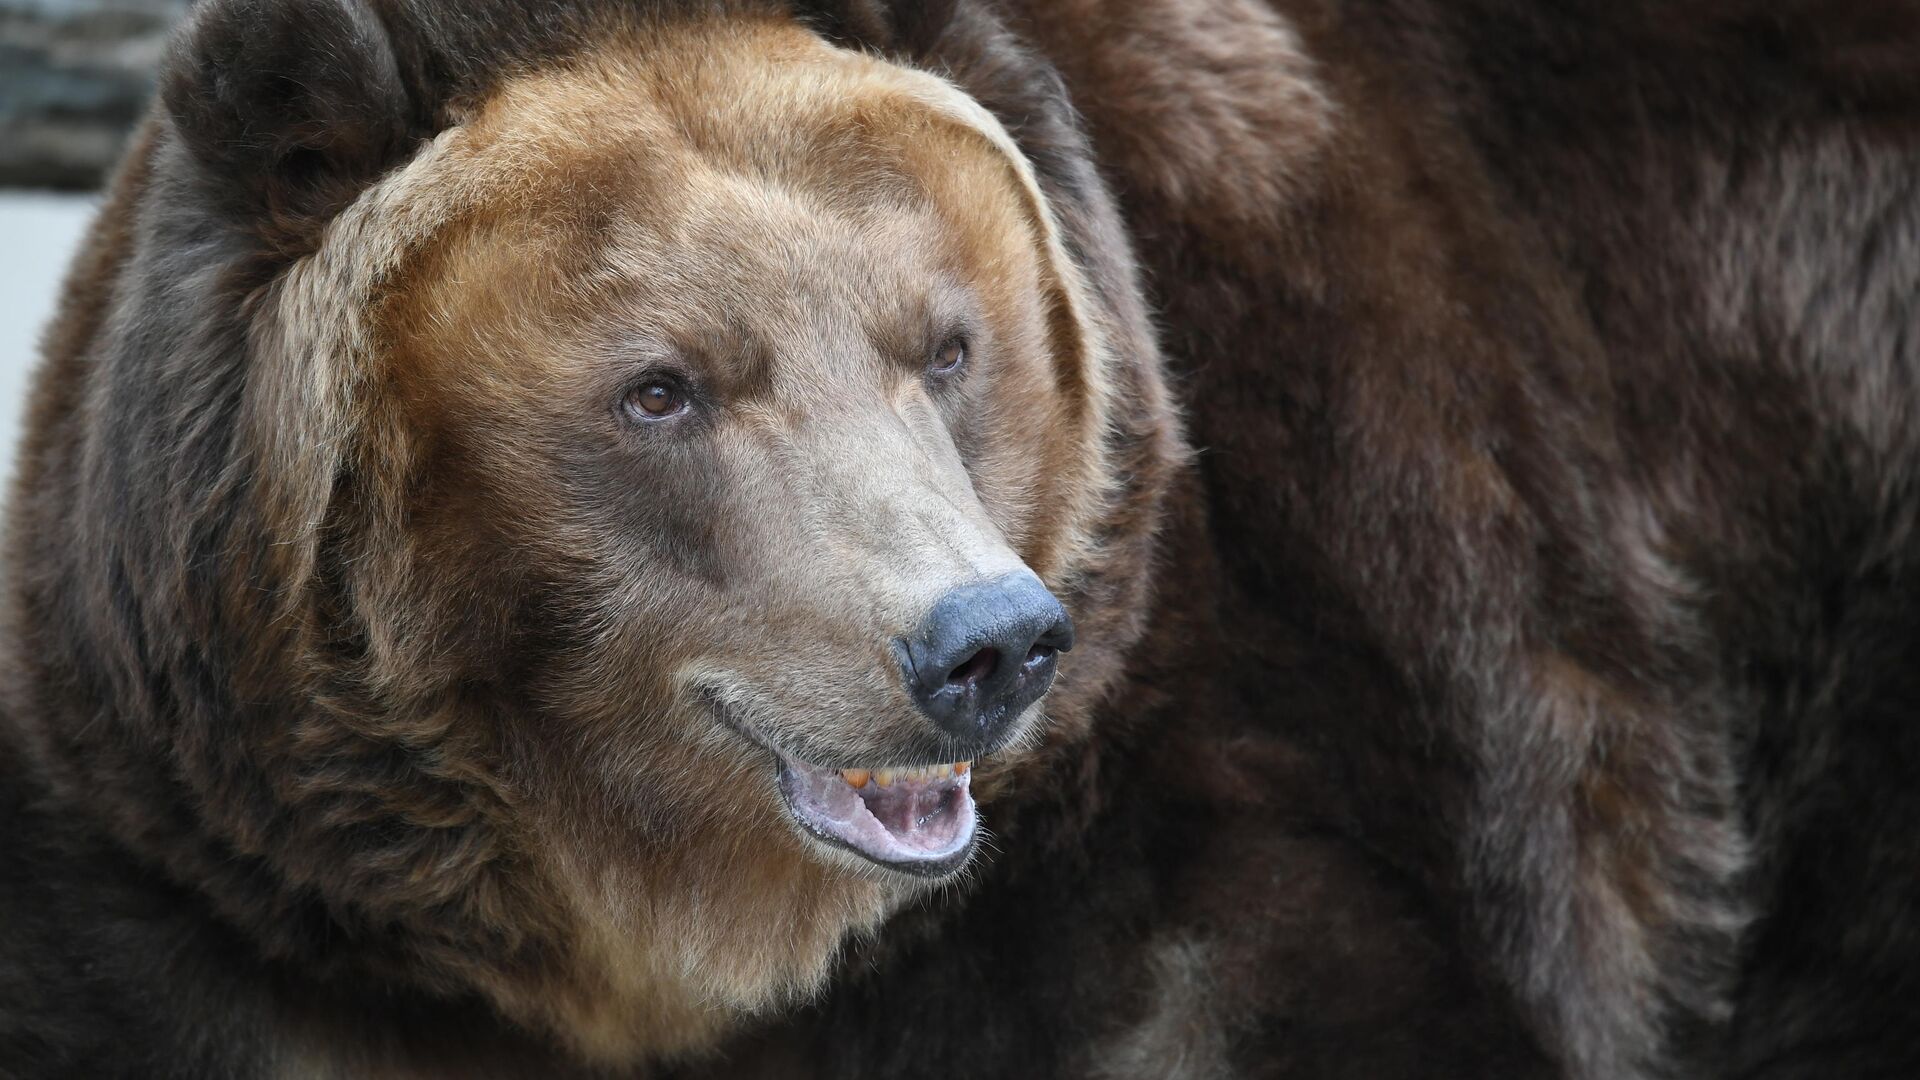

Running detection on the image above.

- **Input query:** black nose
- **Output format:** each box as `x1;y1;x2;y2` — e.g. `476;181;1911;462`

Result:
897;572;1075;750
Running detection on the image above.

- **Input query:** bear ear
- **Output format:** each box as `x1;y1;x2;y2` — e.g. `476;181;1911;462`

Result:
801;0;961;58
159;0;413;233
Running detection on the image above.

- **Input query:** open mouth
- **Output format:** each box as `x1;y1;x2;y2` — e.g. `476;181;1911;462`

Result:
776;757;978;877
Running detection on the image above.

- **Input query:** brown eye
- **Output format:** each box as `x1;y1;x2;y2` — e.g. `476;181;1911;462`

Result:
625;380;687;420
929;336;968;376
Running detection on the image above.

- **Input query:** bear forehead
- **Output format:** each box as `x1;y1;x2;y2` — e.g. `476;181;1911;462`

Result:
391;174;974;403
374;16;1048;398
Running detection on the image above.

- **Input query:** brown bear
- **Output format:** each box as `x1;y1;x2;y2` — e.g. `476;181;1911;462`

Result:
3;0;1918;1078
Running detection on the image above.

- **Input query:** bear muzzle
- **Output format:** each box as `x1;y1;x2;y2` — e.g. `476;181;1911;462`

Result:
700;571;1073;878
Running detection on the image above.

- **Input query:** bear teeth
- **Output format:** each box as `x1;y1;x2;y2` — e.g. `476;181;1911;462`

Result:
839;762;971;788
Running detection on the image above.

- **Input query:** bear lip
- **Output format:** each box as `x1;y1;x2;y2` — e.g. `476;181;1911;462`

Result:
775;756;978;877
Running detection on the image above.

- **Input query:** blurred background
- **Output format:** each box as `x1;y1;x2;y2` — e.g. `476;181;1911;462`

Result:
1;0;183;479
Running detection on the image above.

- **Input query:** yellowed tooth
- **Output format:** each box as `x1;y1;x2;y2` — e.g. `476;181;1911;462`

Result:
874;769;895;787
955;760;971;775
936;763;952;778
842;768;870;789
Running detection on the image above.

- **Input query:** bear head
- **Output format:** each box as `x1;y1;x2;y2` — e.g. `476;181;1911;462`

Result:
6;0;1177;1063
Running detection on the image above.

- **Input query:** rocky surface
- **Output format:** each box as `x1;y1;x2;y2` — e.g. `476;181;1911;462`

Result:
1;0;185;189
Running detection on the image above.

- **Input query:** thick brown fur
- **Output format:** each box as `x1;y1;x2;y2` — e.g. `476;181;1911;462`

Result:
3;1;1919;1078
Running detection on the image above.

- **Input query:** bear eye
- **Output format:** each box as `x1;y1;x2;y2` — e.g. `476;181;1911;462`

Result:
929;336;968;377
623;379;689;421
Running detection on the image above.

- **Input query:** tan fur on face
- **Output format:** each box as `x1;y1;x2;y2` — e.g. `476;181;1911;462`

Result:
267;14;1123;1066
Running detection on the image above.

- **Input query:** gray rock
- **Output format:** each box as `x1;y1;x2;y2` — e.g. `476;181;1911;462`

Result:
0;0;186;189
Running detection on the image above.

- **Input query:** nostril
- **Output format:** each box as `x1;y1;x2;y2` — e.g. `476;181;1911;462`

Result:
1025;642;1057;666
947;647;999;688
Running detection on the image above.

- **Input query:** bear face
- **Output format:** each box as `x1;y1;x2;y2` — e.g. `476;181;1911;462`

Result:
379;22;1097;871
324;22;1123;1048
2;3;1168;1066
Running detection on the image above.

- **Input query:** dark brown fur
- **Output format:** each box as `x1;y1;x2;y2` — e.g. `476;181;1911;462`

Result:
4;1;1919;1078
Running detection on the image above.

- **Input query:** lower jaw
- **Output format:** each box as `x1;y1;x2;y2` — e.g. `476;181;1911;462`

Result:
775;756;979;878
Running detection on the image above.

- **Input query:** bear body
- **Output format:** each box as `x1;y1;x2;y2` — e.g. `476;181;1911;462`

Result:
3;2;1919;1078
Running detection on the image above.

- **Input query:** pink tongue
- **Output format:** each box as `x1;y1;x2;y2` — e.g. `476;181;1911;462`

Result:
860;784;946;834
778;760;977;870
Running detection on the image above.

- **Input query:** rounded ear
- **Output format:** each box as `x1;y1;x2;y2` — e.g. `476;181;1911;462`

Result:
159;0;413;231
800;0;961;57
